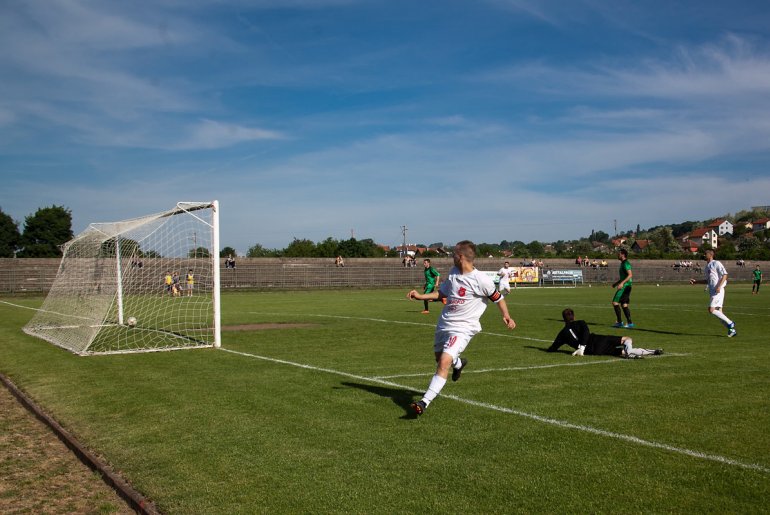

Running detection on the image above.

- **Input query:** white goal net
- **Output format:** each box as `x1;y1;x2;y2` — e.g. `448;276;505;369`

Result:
23;201;221;355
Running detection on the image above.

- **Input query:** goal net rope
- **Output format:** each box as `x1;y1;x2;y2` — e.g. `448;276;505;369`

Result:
23;201;221;355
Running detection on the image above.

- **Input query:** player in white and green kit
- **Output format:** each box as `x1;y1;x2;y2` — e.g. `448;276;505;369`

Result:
611;249;634;328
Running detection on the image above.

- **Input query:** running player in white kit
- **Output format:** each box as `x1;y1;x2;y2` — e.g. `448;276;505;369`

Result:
406;240;516;415
497;261;513;295
690;249;736;337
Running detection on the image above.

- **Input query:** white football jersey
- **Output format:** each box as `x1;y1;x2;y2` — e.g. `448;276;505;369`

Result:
497;267;512;283
438;267;501;334
705;260;728;294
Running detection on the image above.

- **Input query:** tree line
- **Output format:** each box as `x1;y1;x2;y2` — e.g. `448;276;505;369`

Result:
0;205;74;258
2;205;769;260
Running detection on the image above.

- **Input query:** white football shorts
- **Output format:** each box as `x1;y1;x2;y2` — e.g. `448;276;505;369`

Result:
709;289;725;309
433;330;473;359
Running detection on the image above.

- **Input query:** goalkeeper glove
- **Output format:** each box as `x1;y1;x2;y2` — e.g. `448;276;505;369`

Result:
572;345;585;357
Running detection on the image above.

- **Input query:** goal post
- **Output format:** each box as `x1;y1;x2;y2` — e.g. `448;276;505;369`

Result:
23;201;221;355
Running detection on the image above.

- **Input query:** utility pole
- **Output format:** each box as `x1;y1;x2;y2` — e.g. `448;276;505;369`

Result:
401;225;408;256
614;219;617;237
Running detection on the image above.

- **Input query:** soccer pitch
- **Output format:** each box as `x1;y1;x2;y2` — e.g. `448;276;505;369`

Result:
1;285;769;513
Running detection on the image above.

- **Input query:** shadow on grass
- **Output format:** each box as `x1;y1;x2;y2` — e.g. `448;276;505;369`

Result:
524;345;571;355
339;381;422;420
543;317;689;336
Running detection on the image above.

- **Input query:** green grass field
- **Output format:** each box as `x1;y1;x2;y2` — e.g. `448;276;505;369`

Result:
1;285;769;513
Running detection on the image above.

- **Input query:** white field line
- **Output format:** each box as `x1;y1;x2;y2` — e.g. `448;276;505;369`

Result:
219;347;769;475
374;353;690;379
502;300;770;317
3;300;764;472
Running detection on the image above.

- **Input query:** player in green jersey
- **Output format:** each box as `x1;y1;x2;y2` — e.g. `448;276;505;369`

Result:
753;265;762;294
421;259;441;313
611;248;634;328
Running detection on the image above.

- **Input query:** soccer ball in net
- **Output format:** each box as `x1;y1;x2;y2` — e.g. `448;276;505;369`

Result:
127;317;137;328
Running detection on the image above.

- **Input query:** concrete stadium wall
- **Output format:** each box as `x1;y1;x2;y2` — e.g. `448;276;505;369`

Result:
0;257;764;294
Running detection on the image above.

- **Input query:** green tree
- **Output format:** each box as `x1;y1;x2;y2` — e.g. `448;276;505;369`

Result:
477;243;499;257
336;238;385;258
649;227;681;255
0;208;21;257
526;240;545;257
553;240;567;255
220;246;237;257
592;230;610;243
246;243;277;257
715;243;736;260
572;240;593;256
670;220;703;238
18;205;73;257
737;236;760;257
314;237;340;258
283;238;317;257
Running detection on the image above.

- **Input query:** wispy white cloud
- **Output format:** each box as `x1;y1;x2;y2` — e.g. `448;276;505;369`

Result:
2;1;769;251
174;119;286;150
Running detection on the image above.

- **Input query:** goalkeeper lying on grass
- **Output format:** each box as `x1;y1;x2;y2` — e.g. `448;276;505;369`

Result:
547;308;662;359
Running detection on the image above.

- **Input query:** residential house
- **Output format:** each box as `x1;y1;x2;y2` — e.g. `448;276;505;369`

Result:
631;239;651;253
752;218;770;232
394;244;427;257
707;219;733;236
611;238;627;248
689;227;719;249
680;240;700;254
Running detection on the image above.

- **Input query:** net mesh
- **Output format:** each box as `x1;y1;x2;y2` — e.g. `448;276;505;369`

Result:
23;202;218;355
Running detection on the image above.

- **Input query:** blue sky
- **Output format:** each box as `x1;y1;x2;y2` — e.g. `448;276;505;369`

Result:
2;0;769;253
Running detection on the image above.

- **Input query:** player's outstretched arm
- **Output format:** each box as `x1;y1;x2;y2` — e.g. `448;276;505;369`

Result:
496;299;516;329
407;289;439;301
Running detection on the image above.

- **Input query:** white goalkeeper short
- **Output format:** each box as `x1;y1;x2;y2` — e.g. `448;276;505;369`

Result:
433;330;473;359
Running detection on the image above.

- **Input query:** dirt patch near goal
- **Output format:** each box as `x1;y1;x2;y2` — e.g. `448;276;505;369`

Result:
0;381;136;515
222;323;319;331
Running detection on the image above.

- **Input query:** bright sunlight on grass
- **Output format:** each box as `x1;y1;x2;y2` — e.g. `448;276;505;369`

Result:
1;284;768;512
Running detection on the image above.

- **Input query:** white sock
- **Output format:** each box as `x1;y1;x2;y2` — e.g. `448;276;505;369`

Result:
452;356;464;369
422;375;447;405
711;310;733;327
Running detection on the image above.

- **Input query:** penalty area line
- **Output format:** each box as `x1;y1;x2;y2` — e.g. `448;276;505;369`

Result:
219;347;767;475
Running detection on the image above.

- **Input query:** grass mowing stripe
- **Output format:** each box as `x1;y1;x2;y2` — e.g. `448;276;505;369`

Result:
245;311;552;342
375;353;690;379
219;347;769;475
